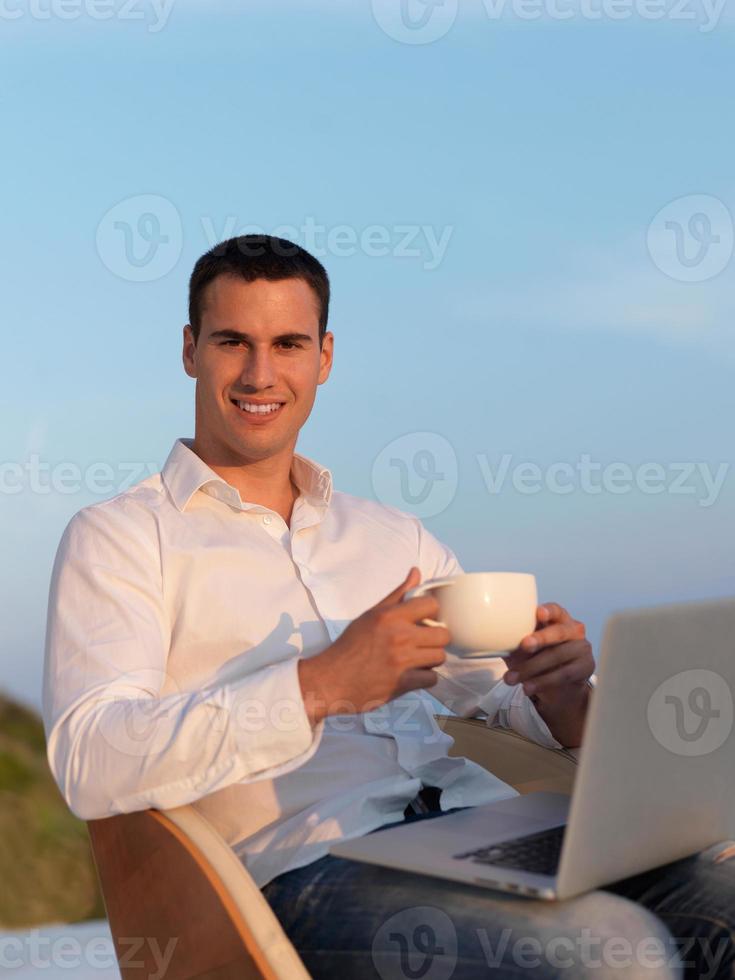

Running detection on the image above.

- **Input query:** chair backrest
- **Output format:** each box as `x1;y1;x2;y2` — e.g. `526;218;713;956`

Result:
87;806;310;980
436;715;579;796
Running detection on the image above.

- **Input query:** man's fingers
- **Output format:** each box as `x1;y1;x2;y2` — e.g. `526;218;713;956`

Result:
516;620;586;653
522;659;593;695
402;644;448;675
504;640;594;688
393;593;442;624
402;667;442;691
506;642;580;682
411;623;451;649
418;646;448;668
375;567;421;609
536;602;573;625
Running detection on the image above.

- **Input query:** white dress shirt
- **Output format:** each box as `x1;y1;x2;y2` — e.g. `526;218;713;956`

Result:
43;438;572;888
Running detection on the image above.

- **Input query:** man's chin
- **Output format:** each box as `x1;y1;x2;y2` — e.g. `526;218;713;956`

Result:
226;432;294;463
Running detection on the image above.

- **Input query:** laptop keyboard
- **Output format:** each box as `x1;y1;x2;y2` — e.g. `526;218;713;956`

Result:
453;824;566;877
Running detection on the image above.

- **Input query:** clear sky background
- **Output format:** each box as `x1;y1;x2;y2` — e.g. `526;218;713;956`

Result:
2;0;733;711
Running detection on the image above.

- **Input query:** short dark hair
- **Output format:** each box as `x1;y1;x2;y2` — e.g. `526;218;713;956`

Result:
188;235;330;345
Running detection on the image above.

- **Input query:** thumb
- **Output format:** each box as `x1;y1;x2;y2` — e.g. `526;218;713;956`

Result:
375;566;421;609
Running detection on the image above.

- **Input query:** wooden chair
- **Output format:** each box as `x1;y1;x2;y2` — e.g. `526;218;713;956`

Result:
87;717;580;979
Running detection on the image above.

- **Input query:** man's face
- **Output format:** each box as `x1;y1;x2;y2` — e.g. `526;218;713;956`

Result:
183;275;333;465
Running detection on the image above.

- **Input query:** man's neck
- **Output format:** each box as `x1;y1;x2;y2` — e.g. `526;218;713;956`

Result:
190;438;300;526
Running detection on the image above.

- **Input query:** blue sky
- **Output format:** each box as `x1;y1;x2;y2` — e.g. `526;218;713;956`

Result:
2;1;733;709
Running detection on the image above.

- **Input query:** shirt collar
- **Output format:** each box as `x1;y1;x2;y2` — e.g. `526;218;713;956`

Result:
162;438;333;514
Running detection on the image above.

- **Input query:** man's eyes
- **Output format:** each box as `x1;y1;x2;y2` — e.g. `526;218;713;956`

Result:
220;340;301;349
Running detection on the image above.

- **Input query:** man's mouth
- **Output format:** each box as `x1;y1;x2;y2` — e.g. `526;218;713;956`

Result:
230;398;285;420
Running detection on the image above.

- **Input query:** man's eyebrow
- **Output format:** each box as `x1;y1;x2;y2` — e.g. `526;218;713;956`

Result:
208;328;314;344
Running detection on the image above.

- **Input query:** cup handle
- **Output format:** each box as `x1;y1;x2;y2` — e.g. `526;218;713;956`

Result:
404;577;455;628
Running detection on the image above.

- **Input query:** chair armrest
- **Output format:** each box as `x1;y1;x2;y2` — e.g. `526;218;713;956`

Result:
164;805;311;979
435;714;579;796
87;807;310;980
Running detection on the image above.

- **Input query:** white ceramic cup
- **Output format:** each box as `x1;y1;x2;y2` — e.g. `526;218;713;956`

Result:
405;572;538;657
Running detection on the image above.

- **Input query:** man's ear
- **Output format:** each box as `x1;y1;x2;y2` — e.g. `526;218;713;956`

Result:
318;331;334;386
183;324;197;378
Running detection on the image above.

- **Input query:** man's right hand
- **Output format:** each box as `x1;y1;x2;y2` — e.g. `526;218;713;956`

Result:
297;567;451;726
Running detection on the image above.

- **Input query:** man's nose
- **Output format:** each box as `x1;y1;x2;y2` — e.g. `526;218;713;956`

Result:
240;348;277;390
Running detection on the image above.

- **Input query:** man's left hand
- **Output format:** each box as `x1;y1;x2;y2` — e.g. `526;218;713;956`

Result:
502;603;595;702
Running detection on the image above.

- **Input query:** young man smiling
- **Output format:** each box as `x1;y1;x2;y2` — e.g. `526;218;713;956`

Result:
44;236;734;979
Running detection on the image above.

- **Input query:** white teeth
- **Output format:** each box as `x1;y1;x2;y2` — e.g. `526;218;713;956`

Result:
237;401;281;414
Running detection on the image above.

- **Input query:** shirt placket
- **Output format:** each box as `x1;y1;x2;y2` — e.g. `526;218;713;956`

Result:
231;494;339;647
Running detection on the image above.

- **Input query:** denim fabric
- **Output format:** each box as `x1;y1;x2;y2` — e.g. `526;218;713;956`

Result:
261;810;735;979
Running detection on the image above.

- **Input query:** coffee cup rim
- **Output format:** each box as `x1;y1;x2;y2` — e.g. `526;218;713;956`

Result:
444;571;535;580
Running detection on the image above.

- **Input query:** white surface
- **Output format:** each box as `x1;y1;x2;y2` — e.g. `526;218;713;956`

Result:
0;920;120;978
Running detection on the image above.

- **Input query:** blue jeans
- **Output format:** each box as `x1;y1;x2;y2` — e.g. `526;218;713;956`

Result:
260;810;735;979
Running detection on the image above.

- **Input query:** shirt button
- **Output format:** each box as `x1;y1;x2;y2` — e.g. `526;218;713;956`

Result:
262;515;273;526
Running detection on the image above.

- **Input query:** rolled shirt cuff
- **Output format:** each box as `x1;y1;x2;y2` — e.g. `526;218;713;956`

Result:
476;680;564;750
482;675;596;752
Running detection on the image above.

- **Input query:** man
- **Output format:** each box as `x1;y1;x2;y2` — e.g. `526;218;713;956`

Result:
44;236;733;978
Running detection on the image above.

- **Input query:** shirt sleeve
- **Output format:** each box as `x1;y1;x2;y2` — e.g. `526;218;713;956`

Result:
414;519;592;751
42;503;324;821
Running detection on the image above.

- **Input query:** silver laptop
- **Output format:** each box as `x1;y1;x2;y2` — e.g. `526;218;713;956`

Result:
331;598;735;901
